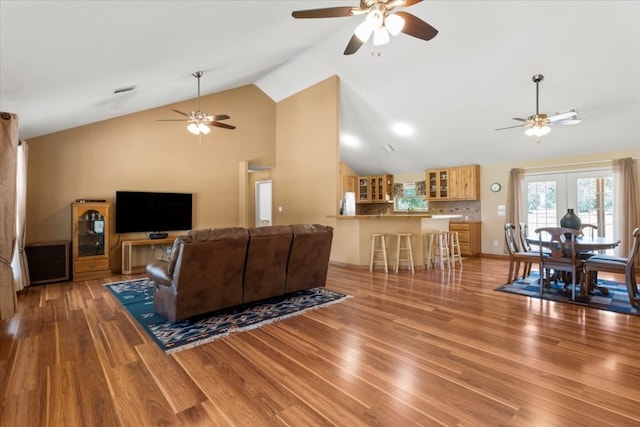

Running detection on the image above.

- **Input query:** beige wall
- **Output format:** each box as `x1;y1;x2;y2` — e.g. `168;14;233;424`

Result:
26;84;276;265
25;78;342;272
272;76;339;227
480;150;640;256
24;74;639;267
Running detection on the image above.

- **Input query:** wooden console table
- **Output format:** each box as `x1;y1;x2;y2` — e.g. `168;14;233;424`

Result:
121;238;174;274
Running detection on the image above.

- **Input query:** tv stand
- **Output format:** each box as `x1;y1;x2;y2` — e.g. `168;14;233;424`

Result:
121;237;174;274
149;232;169;240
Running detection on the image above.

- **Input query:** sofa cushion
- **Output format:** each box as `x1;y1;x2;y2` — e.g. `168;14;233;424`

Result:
243;225;293;303
187;228;219;242
285;224;333;293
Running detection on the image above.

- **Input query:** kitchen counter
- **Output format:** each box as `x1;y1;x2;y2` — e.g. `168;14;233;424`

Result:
327;214;462;268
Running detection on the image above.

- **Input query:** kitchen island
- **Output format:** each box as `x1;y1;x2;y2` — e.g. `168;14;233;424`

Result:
327;214;461;269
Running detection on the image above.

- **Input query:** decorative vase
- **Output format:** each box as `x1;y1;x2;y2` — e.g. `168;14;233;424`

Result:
560;208;582;236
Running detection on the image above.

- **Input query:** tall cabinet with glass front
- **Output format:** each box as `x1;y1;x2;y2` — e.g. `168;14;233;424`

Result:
71;202;111;280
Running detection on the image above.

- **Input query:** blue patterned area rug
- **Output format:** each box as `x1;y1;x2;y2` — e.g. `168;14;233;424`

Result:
105;279;350;353
495;273;638;315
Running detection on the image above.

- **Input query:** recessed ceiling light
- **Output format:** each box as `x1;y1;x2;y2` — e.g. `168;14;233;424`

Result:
341;134;360;147
391;122;414;137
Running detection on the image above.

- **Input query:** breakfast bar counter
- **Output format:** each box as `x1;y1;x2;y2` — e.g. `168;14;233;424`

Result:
327;214;462;269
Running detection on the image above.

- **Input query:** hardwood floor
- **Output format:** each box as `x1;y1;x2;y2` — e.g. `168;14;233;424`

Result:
2;257;640;426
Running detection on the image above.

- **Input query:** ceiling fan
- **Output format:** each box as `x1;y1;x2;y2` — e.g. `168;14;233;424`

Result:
158;71;235;138
292;0;438;55
495;74;581;137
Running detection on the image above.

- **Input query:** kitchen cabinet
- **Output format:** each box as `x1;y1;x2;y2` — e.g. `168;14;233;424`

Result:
358;177;370;202
71;201;111;280
449;221;481;256
427;165;480;201
426;169;449;199
357;175;393;203
342;175;358;196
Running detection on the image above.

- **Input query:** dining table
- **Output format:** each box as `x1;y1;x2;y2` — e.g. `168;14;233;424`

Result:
525;234;621;296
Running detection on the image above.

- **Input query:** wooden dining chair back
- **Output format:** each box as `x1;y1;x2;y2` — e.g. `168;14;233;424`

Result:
579;223;600;255
504;223;538;283
580;223;598;239
584;227;640;307
535;227;583;300
518;222;532;252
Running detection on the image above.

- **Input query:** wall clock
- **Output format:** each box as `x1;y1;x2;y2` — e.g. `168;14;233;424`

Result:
490;183;501;192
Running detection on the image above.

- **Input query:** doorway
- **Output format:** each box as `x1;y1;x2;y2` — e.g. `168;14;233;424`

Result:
255;180;272;227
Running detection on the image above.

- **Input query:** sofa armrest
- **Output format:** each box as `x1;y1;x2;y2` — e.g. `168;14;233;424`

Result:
146;260;172;286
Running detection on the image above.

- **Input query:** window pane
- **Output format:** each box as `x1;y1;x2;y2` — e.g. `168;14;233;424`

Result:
576;176;613;238
527;181;557;233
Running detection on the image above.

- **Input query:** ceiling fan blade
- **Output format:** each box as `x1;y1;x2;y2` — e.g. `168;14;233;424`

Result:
512;117;528;122
548;111;578;122
495;124;528;131
395;11;438;41
204;114;231;122
171;109;190;117
292;7;358;19
211;121;236;130
157;119;189;122
344;34;365;55
552;119;582;126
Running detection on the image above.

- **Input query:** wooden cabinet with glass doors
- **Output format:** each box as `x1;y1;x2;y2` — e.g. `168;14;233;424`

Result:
427;165;479;201
358;177;370;202
427;169;449;199
71;202;111;280
357;175;393;203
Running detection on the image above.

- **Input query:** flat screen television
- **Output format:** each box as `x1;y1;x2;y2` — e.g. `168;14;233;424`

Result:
115;191;193;236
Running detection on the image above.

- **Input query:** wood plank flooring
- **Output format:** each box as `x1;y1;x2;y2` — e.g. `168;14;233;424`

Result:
2;257;640;426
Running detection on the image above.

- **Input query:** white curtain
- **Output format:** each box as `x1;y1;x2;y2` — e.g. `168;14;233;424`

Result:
11;141;29;291
612;158;639;257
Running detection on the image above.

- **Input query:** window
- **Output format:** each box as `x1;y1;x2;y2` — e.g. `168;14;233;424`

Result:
524;169;614;241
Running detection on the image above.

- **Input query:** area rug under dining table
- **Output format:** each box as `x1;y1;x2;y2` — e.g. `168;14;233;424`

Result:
105;278;351;353
495;272;638;315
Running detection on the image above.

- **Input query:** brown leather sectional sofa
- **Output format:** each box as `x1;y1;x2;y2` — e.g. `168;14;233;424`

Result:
146;224;333;321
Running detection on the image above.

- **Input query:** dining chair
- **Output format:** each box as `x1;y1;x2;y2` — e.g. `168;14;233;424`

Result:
517;222;537;277
579;223;600;255
535;227;583;301
580;223;598;239
583;227;640;307
504;223;539;283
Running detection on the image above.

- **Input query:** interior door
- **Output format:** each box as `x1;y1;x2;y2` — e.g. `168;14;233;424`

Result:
255;180;272;227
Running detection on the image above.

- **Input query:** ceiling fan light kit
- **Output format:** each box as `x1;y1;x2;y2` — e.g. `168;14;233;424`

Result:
292;0;438;55
495;73;581;138
157;71;235;140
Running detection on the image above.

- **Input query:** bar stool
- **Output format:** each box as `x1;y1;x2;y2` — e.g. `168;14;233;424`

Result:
429;231;451;270
393;233;415;273
369;233;388;273
448;231;463;267
423;232;437;269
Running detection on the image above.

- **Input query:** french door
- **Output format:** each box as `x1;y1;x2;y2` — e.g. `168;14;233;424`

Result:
524;170;614;241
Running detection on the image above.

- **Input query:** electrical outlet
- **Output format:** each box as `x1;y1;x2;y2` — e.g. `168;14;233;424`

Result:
493;240;498;247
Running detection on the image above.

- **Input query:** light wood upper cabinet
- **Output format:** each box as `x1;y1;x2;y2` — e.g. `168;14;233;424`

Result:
427;165;479;201
357;175;393;203
342;175;358;195
427;169;449;200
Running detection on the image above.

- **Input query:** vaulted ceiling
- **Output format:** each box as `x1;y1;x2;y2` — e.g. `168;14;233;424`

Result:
2;1;639;175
